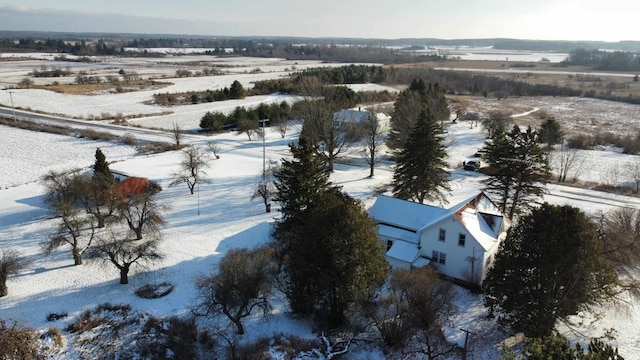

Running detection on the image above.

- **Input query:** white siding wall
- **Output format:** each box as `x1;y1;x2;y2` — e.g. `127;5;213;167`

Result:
418;217;487;285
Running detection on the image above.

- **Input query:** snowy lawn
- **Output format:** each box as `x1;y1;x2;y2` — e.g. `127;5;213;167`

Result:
2;119;640;358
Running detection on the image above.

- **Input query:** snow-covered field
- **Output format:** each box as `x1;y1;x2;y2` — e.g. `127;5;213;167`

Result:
2;117;640;358
2;54;640;358
0;55;385;131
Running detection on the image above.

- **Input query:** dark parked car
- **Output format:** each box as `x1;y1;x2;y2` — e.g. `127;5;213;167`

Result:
463;160;481;171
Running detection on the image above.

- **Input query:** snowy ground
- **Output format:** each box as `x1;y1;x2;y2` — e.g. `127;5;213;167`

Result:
0;55;377;123
2;54;640;358
2;117;640;358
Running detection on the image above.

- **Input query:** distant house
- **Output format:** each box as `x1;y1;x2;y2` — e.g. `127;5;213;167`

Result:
116;177;161;198
368;192;509;287
333;108;391;133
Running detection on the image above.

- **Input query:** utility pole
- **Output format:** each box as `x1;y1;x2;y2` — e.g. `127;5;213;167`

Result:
259;119;269;179
460;328;476;360
9;91;16;122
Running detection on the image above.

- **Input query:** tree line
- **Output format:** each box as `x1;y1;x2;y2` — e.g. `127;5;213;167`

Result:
154;80;246;106
564;48;640;72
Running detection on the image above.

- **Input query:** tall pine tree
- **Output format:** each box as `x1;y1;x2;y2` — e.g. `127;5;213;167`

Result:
284;188;388;326
273;136;331;221
81;148;118;227
388;81;449;150
483;125;548;218
92;148;113;183
392;110;450;204
484;204;618;338
272;136;332;276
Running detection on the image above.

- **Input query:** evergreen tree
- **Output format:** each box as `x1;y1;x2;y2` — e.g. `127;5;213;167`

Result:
388;81;449;150
483;125;549;218
272;136;332;284
498;334;624;360
484;204;618;338
93;148;113;184
284;188;388;326
272;136;330;221
229;80;246;99
392;110;450;204
538;117;565;148
77;148;120;228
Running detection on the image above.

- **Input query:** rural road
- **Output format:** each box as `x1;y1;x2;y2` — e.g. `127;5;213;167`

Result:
0;106;205;144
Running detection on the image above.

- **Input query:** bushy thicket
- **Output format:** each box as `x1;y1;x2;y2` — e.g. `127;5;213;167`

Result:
200;101;291;131
567;131;640;154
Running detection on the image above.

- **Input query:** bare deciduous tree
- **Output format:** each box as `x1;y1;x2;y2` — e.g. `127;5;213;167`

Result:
626;159;640;193
194;247;274;335
0;249;30;297
250;163;276;213
371;267;455;352
208;142;222;159
550;144;584;183
42;170;97;265
171;121;183;148
116;191;167;240
90;229;163;285
169;145;211;195
481;111;513;138
294;77;359;171
273;118;288;138
361;110;386;178
237;119;258;141
599;207;640;300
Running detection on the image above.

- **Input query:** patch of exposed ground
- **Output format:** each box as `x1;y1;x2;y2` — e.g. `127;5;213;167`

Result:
456;96;640;138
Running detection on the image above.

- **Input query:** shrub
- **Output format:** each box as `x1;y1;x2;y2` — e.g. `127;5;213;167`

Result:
40;327;65;349
135;282;174;299
46;312;68;322
567;134;596;149
80;129;115;141
121;133;138;145
0;320;40;359
138;316;199;359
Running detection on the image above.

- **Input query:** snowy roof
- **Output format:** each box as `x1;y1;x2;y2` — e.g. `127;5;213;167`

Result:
371;192;506;252
333;108;390;124
369;195;449;231
413;257;432;268
386;240;420;264
459;208;502;251
378;224;419;244
446;191;501;216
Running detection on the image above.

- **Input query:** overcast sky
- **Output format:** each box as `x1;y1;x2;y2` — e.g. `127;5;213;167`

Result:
1;0;638;41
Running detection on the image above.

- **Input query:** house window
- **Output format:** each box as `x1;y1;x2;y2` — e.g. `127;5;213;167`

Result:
438;228;446;242
458;234;466;247
386;240;393;251
432;250;447;265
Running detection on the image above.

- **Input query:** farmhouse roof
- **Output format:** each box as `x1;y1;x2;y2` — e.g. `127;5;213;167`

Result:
369;195;449;232
370;192;506;252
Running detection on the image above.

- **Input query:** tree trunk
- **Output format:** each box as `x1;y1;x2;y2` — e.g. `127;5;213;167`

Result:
0;276;8;297
265;203;271;213
120;266;130;284
233;319;245;335
369;164;374;178
135;227;143;240
96;213;105;228
73;249;83;265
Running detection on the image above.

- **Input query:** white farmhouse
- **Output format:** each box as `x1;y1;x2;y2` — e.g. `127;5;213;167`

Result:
368;192;509;287
333;108;391;133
